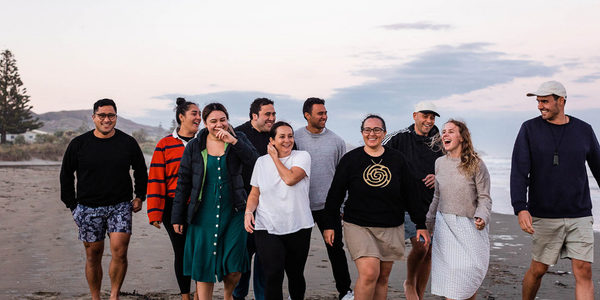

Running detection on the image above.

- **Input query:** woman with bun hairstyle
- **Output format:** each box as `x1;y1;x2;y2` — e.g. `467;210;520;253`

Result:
147;97;201;300
172;102;259;300
426;119;492;300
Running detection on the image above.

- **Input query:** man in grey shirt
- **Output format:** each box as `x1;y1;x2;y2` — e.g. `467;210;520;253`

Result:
295;97;354;300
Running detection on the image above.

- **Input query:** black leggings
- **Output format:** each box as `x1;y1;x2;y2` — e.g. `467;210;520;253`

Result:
163;197;192;294
255;228;312;300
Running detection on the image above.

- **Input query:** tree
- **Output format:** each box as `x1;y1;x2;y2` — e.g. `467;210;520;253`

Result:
0;50;43;144
168;119;178;133
132;128;147;143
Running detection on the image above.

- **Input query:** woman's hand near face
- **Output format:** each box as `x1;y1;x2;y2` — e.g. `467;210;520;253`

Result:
215;128;238;144
267;142;278;159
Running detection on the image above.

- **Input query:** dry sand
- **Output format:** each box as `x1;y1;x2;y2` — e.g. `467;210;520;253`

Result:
1;165;599;299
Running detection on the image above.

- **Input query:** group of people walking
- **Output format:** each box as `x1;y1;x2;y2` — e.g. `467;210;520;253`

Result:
60;80;599;300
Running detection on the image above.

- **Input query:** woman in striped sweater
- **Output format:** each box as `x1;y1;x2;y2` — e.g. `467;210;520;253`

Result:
426;119;492;300
147;98;201;300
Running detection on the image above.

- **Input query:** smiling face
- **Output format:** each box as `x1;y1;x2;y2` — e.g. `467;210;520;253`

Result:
413;112;436;136
537;95;564;124
179;104;201;135
442;122;463;156
305;104;328;131
92;105;117;138
252;104;276;133
204;110;229;137
361;117;386;149
270;125;294;157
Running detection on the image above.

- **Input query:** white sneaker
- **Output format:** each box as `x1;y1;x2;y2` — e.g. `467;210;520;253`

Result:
341;291;354;300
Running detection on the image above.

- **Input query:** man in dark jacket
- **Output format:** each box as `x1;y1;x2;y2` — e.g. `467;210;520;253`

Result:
231;98;276;300
382;101;442;300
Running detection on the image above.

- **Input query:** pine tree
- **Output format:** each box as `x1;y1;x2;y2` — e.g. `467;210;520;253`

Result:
0;50;43;144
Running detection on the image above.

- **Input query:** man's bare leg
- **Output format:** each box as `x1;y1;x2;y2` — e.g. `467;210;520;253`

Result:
108;232;131;300
404;237;431;300
522;259;549;300
572;258;594;300
84;241;105;300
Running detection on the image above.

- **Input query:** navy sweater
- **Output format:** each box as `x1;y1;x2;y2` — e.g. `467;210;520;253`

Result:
510;116;600;218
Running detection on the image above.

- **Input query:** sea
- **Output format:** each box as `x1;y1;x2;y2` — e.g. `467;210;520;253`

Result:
482;157;600;232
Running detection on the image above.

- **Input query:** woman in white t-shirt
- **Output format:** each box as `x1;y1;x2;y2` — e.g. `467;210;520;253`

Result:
244;121;314;300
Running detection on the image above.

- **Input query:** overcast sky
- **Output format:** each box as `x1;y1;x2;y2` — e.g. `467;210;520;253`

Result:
3;0;600;156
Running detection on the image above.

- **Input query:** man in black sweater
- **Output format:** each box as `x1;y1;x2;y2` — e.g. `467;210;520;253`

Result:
231;98;276;300
60;99;147;300
382;101;442;300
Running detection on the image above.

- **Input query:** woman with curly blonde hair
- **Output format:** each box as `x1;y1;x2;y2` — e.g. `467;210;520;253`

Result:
426;119;492;300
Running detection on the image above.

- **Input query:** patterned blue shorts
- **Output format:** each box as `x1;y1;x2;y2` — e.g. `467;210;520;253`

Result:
72;201;133;243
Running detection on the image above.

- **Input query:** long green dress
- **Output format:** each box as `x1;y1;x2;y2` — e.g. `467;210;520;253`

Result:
183;154;249;282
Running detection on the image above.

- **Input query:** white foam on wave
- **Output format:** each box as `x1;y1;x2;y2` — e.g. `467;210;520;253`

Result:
483;157;600;232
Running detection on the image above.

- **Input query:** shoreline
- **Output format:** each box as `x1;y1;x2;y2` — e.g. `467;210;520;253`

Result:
2;166;600;299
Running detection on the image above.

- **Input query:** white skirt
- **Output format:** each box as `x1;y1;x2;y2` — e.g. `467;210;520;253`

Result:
431;211;490;299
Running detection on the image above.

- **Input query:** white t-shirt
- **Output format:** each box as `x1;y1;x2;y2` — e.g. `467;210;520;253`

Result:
250;150;314;235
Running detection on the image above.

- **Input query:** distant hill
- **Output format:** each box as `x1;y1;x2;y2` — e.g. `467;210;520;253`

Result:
33;110;164;138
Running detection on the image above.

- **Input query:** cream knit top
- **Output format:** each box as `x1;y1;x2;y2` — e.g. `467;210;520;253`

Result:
426;156;492;231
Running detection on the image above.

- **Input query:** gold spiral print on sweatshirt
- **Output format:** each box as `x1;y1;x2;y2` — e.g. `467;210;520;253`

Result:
363;159;391;188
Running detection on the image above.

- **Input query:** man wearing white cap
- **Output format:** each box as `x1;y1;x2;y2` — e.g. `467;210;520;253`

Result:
382;101;443;300
511;81;600;300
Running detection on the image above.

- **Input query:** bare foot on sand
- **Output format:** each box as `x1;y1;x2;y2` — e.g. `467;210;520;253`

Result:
403;280;419;300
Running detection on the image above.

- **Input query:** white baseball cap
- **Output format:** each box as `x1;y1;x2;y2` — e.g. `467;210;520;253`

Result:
414;101;440;117
526;81;567;98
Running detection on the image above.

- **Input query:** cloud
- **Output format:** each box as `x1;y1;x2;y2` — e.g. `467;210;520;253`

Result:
328;43;556;113
128;43;561;157
379;22;452;31
574;72;600;83
131;91;306;131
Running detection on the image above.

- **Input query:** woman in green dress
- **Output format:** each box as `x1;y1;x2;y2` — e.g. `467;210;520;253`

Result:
172;102;259;300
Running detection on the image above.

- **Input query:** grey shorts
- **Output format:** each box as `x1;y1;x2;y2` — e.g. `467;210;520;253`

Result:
404;212;417;239
531;216;594;265
72;201;133;243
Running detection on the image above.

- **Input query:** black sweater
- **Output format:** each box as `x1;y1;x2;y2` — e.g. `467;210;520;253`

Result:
60;129;148;209
383;124;443;206
323;146;427;229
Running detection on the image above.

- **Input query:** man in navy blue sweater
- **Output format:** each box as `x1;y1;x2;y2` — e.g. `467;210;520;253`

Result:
511;81;600;300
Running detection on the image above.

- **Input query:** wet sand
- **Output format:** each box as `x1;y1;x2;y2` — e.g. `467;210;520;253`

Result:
1;166;599;299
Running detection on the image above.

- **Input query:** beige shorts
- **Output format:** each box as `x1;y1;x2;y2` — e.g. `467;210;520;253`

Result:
531;216;594;265
343;221;405;261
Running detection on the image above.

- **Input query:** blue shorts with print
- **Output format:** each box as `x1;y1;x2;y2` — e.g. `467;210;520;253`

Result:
72;201;133;243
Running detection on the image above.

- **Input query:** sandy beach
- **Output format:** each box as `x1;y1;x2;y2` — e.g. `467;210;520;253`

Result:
1;165;599;299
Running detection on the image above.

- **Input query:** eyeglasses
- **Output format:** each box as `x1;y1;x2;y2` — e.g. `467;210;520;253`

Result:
95;113;117;121
362;127;384;134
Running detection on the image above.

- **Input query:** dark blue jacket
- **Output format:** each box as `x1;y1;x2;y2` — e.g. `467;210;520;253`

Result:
171;128;259;224
510;116;600;218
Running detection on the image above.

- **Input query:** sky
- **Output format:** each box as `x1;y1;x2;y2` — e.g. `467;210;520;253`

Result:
2;0;600;157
